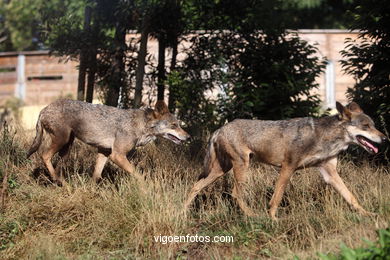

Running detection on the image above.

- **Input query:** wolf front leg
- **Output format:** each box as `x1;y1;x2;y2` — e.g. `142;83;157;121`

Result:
269;164;295;220
92;152;109;183
319;157;372;216
109;138;146;183
109;152;144;182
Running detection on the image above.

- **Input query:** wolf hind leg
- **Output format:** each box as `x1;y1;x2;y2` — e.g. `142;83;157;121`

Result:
231;156;257;217
58;132;75;161
55;132;75;178
269;163;295;220
41;130;72;185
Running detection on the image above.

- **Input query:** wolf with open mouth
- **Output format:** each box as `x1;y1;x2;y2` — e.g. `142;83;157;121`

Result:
185;101;388;220
27;99;190;185
343;102;386;154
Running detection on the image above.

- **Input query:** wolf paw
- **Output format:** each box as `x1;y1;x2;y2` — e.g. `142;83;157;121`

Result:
357;208;377;217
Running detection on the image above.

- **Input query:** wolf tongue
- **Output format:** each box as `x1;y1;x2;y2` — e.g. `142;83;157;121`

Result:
362;139;378;153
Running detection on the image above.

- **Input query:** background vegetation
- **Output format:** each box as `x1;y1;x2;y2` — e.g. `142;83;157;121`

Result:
0;0;347;120
341;0;390;161
2;0;387;136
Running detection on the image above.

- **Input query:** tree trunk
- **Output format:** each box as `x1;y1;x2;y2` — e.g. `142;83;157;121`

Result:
77;55;86;101
168;37;178;110
106;25;126;107
77;5;92;101
85;50;96;103
133;19;149;108
157;35;166;101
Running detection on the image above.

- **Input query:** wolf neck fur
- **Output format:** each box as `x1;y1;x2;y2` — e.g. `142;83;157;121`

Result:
311;115;350;160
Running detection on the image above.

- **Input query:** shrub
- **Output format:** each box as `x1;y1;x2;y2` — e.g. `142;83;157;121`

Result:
318;228;390;260
173;31;325;132
341;0;390;162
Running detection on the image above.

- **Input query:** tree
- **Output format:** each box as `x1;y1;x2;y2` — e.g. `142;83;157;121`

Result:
77;3;92;101
0;0;41;51
43;0;136;106
171;0;325;133
149;0;184;102
220;33;325;121
43;0;101;103
288;0;357;29
341;0;390;160
133;11;151;108
94;0;134;107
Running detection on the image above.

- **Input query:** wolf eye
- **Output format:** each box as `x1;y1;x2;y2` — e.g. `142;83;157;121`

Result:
362;124;370;130
171;123;179;129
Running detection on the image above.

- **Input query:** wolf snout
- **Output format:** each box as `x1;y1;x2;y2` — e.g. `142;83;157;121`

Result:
376;131;388;144
381;135;389;146
183;132;191;141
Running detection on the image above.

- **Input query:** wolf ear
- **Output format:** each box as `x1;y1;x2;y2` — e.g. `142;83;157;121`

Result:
336;101;352;121
153;100;169;118
347;102;363;113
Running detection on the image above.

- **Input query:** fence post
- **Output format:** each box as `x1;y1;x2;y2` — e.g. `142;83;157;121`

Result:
15;54;26;101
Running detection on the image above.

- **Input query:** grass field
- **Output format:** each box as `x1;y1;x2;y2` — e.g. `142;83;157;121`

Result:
0;126;389;259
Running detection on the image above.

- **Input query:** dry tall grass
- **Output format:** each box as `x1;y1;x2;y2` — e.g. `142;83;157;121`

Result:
0;127;389;259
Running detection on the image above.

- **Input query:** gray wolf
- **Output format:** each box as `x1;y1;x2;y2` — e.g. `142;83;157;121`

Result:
28;99;190;185
184;102;387;220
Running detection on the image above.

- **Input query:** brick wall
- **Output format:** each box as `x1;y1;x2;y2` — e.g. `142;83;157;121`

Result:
0;51;78;106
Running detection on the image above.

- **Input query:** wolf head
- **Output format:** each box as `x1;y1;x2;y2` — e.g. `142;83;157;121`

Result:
148;100;190;144
336;102;387;154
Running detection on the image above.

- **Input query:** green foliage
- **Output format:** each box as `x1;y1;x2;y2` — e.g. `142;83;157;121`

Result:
149;0;184;45
43;0;88;58
174;29;325;130
0;0;41;51
3;97;23;122
340;0;390;161
0;123;26;194
0;0;72;51
167;1;326;131
318;228;390;260
0;126;27;252
0;123;27;168
288;0;357;29
0;219;21;251
219;33;325;121
166;70;219;134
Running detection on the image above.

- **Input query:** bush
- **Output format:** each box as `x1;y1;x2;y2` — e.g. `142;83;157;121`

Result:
218;32;325;122
173;31;325;132
341;0;390;162
318;228;390;260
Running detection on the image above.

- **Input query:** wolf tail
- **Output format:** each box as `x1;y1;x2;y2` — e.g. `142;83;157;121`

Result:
198;130;221;180
27;114;44;158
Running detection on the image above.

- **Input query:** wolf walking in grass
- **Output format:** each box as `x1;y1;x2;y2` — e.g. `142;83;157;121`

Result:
28;99;190;185
185;102;387;220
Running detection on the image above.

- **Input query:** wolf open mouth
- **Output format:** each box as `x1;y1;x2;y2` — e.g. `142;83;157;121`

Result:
356;135;379;154
166;133;183;144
